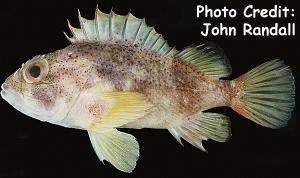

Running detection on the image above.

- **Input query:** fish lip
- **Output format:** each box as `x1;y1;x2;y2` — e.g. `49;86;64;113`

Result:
0;89;6;101
1;87;41;119
1;83;10;101
1;87;19;105
1;83;51;122
1;83;8;101
1;83;6;91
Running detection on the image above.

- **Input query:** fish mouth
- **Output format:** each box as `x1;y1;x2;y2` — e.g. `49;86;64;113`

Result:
1;83;9;101
1;83;41;120
1;83;70;125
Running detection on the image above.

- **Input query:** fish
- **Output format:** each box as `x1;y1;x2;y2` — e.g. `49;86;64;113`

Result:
1;7;295;173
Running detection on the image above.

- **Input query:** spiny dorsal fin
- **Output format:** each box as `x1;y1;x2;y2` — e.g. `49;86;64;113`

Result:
176;42;232;79
64;7;177;56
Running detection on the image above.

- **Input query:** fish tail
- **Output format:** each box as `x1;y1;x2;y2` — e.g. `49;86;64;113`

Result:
231;59;295;128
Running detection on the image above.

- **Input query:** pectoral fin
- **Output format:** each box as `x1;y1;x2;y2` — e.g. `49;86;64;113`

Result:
88;129;139;173
88;91;152;131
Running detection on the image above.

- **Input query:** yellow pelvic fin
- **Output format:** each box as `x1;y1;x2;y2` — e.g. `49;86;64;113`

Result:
88;129;139;173
90;91;152;131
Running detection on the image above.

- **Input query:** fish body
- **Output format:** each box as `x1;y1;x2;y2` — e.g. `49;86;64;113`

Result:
53;42;231;130
1;8;295;173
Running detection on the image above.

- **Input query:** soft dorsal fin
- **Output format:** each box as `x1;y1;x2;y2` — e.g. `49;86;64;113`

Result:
64;7;177;56
176;42;232;79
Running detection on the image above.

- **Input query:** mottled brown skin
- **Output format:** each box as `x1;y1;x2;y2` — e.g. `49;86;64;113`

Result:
3;39;239;129
49;41;236;126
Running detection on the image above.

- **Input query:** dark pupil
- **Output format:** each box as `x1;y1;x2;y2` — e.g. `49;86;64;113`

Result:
29;66;41;78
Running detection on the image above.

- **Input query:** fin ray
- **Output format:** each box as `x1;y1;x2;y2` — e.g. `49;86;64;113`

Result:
93;91;152;130
232;59;295;128
66;7;176;56
81;87;152;131
168;112;231;151
177;42;232;79
110;12;128;41
88;129;139;173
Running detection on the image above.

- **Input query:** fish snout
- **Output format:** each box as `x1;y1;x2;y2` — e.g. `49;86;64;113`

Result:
1;79;18;102
2;70;26;94
1;83;7;100
1;82;8;91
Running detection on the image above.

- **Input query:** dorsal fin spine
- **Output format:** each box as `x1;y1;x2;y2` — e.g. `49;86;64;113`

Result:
108;11;112;40
95;8;100;41
67;7;175;56
78;10;88;40
64;20;73;42
158;42;172;55
67;20;80;41
140;27;153;47
153;37;166;52
166;48;177;57
121;14;129;40
149;33;160;50
132;19;143;44
144;28;159;49
134;20;151;46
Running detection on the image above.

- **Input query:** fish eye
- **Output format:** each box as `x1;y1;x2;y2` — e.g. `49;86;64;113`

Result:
29;65;41;78
22;55;49;83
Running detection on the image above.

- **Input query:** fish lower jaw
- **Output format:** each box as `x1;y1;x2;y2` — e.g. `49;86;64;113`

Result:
1;90;6;102
1;88;8;103
1;83;8;100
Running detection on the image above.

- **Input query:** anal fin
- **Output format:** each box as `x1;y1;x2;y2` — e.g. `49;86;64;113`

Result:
88;129;139;173
168;112;231;151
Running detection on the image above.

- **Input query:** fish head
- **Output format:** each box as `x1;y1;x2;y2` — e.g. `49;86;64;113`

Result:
1;53;84;125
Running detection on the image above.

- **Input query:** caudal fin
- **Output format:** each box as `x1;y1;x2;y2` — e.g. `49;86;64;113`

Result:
231;59;295;128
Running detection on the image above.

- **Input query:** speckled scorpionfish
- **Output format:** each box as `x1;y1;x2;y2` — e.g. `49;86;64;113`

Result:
1;7;295;172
